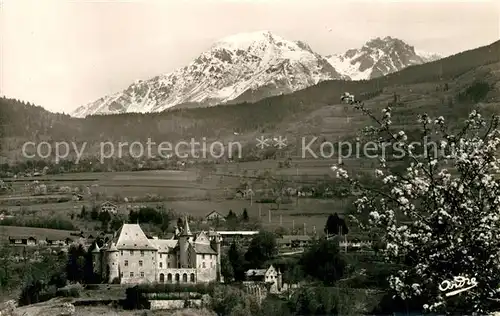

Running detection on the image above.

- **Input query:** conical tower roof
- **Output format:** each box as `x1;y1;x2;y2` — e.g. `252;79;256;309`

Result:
180;216;192;236
92;243;100;253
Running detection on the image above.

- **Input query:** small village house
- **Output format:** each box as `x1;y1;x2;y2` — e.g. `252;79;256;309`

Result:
205;211;226;222
8;231;75;247
277;235;312;249
100;201;118;214
9;236;37;246
244;265;282;294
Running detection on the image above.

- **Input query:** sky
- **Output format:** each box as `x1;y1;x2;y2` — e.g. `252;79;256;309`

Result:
1;0;499;114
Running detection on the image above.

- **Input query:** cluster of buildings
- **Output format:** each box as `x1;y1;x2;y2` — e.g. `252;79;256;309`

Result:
8;233;76;247
92;220;223;284
90;220;287;294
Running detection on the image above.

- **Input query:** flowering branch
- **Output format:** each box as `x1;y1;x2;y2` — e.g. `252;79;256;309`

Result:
334;99;500;314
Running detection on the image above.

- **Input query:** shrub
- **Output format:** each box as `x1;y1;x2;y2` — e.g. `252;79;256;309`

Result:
457;81;491;103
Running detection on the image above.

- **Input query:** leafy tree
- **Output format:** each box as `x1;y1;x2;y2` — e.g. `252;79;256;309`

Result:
177;217;183;228
66;244;87;283
110;215;125;231
242;208;249;222
98;211;111;230
245;231;278;268
90;207;99;220
299;237;346;285
227;209;237;220
79;205;87;219
0;245;16;290
211;285;260;316
128;207;170;230
336;101;500;313
221;253;234;282
159;211;170;233
228;242;246;282
274;226;289;237
324;213;349;236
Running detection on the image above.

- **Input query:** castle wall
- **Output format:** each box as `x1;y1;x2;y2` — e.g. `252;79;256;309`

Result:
195;254;217;283
156;268;197;283
117;249;157;284
157;252;178;269
149;299;202;310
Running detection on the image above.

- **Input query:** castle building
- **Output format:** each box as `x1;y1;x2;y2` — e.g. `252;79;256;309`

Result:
92;219;222;284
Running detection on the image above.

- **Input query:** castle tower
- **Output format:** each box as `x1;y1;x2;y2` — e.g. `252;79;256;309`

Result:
179;216;193;268
91;243;102;276
106;242;120;283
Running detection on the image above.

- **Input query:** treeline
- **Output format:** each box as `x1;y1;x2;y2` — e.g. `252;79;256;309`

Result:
128;206;171;232
0;217;77;231
18;243;102;306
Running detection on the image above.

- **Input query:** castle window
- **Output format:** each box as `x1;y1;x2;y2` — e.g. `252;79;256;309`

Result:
202;262;206;268
120;251;123;256
124;260;128;266
130;272;134;277
159;262;163;268
211;262;213;268
140;251;144;257
202;254;205;259
140;272;144;277
160;254;162;258
139;260;143;267
130;250;134;255
167;262;170;268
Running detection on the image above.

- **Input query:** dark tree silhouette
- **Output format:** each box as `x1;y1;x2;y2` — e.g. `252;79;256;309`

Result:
228;242;246;281
300;237;346;285
177;217;183;229
241;208;249;222
245;231;278;268
226;210;237;220
324;213;349;236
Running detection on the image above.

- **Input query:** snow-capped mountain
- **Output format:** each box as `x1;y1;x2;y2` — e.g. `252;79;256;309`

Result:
72;31;345;117
415;49;443;63
327;36;442;80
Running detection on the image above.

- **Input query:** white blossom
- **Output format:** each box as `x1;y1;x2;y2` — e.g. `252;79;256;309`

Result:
336;103;500;314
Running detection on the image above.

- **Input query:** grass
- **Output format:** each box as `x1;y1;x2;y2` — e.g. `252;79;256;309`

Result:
0;225;80;241
1;161;350;234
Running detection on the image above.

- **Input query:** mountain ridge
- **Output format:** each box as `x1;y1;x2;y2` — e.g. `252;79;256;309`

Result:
71;31;444;117
326;36;442;80
72;30;346;117
2;39;499;164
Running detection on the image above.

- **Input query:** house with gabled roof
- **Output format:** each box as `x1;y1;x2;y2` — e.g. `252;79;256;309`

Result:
205;210;226;222
245;265;282;294
99;201;118;214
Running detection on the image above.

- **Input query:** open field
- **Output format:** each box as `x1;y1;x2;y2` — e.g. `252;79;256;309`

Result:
0;161;348;234
0;225;80;241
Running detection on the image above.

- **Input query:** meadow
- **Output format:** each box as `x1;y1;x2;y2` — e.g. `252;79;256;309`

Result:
0;159;351;235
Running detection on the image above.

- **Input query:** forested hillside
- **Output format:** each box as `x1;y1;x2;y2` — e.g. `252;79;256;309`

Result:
0;40;499;163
